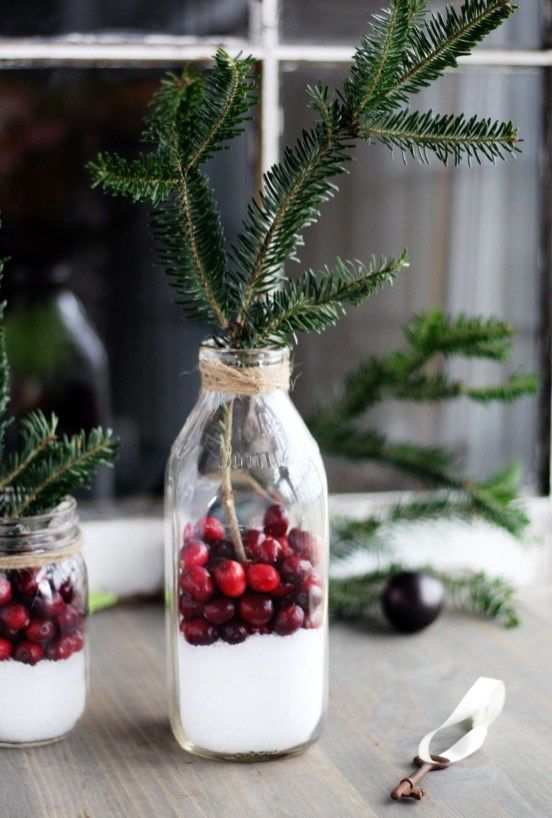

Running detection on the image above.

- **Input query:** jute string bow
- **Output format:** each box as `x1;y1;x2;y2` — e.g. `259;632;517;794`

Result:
199;357;291;395
0;535;84;569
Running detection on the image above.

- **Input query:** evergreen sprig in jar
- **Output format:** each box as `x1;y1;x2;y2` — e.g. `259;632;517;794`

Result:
166;346;328;760
0;497;87;746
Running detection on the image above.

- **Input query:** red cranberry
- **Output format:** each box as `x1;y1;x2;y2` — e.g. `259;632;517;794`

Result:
0;576;12;606
69;631;84;653
239;594;273;626
35;590;65;619
246;564;280;593
0;637;12;660
58;603;80;633
288;528;318;560
179;594;203;620
25;619;56;644
271;582;295;599
296;574;324;611
0;602;30;631
203;598;235;625
47;635;74;661
243;529;266;559
196;516;225;544
2;626;20;640
246;533;281;565
274;603;304;636
280;554;312;585
220;621;248;644
181;618;218;646
14;568;45;597
58;579;75;603
14;641;44;665
213;560;246;598
263;504;289;537
248;624;271;636
180;566;215;601
277;536;293;558
210;539;235;564
180;540;209;570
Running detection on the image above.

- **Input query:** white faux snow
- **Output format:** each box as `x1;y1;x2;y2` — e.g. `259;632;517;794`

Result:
0;651;86;745
177;628;326;755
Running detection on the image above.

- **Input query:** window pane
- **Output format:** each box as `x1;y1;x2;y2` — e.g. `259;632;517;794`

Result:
281;0;544;49
0;68;256;496
0;0;248;37
281;65;543;491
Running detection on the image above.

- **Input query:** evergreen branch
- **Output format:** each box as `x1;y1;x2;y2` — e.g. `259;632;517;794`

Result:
465;374;539;403
345;0;412;117
232;117;353;332
438;569;519;627
143;68;204;147
88;153;178;205
329;564;519;627
0;411;58;491
314;423;458;483
387;371;537;403
404;309;515;360
246;254;407;347
384;1;516;106
151;167;230;327
6;428;120;518
366;109;520;165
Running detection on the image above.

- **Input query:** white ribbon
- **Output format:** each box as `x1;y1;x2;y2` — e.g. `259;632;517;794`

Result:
417;677;506;765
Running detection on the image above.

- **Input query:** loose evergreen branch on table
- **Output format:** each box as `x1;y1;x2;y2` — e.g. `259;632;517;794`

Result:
329;564;519;628
88;2;520;548
310;310;537;539
0;266;120;520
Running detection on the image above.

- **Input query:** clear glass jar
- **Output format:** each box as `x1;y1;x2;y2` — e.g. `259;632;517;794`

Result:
0;497;88;746
166;346;328;760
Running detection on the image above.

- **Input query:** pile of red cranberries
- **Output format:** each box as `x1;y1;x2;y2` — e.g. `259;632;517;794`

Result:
0;568;86;665
179;504;324;646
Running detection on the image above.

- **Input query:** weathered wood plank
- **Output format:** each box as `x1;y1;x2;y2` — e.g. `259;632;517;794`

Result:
0;599;550;818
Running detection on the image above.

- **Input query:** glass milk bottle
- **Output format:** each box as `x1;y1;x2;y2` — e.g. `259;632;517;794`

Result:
166;345;328;760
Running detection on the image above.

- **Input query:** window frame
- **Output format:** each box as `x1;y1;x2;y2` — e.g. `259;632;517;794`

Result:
0;0;550;494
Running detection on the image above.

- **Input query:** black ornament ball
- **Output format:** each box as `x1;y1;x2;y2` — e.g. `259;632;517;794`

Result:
382;571;444;634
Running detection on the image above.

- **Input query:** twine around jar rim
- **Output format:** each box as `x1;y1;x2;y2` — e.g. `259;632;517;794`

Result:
199;357;291;395
0;534;84;570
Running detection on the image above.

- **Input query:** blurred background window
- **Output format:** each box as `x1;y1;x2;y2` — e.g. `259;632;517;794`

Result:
0;0;549;498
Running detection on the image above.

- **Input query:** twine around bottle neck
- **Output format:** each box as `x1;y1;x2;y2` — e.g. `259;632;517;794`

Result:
199;356;291;396
0;534;84;569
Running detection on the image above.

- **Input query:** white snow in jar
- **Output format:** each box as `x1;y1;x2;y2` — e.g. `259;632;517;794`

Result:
177;627;326;755
0;651;86;744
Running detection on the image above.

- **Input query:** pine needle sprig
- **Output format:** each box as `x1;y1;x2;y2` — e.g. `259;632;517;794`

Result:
329;564;519;627
384;1;516;107
89;1;519;349
2;428;120;519
311;308;535;539
0;411;58;491
366;110;520;166
310;309;532;427
244;253;408;347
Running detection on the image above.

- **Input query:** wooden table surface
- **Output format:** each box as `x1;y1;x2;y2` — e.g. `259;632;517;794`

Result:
1;595;550;818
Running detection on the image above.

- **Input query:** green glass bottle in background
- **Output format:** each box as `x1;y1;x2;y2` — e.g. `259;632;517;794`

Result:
5;261;113;498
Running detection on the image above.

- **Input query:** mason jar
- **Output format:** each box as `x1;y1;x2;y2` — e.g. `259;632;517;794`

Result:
165;345;329;760
0;497;88;746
